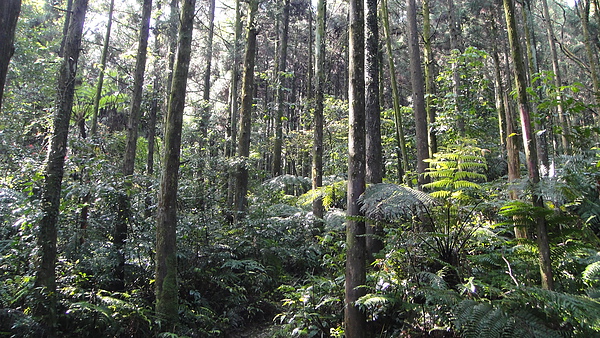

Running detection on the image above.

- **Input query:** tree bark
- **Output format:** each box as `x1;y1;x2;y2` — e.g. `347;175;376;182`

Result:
312;0;326;227
365;0;383;260
407;0;429;186
273;0;291;177
423;0;437;157
155;0;196;327
448;0;464;135
227;0;242;210
201;0;216;148
579;0;600;108
540;0;570;154
381;0;409;184
115;0;152;291
90;0;114;136
345;0;366;335
35;0;89;330
0;0;22;112
503;0;554;290
234;0;259;220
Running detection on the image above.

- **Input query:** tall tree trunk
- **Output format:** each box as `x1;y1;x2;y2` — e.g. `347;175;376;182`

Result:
423;0;437;157
116;0;152;291
59;0;73;57
345;0;366;335
0;0;22;112
503;0;554;290
34;0;89;330
407;0;429;186
580;0;600;108
166;0;180;100
522;0;550;175
365;0;383;259
155;0;196;327
448;0;464;135
234;0;259;220
273;0;291;176
201;0;216;147
227;0;242;210
540;0;570;154
90;0;114;136
381;0;409;184
312;0;326;228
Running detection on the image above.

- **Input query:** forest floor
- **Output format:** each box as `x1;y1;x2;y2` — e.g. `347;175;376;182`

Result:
232;322;282;338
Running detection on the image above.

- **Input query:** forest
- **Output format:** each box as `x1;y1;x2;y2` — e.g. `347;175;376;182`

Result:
2;0;600;336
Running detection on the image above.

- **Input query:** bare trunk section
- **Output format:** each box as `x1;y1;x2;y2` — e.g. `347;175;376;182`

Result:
345;0;367;335
273;0;291;177
90;0;114;136
155;0;196;327
35;0;89;330
234;0;259;220
503;0;554;290
365;0;383;259
227;0;242;210
407;0;429;186
423;0;437;157
381;0;409;184
312;0;326;227
0;0;22;112
116;0;152;292
541;0;570;154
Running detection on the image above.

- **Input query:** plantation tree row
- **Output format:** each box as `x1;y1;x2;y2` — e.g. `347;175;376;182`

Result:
2;0;600;336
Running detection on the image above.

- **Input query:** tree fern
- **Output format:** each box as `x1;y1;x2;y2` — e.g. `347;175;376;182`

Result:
359;183;436;222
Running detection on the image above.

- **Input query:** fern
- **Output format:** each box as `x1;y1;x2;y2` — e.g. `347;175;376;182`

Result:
359;183;437;222
584;261;600;287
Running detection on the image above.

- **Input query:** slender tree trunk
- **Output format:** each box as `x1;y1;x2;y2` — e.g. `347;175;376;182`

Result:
166;0;180;99
381;0;409;184
123;0;152;176
503;0;554;290
234;0;259;220
407;0;429;186
35;0;89;330
0;0;22;112
365;0;383;259
273;0;291;177
580;0;600;108
423;0;437;157
540;0;570;154
227;0;242;210
312;0;326;228
90;0;114;136
448;0;464;135
155;0;196;327
201;0;216;147
522;1;550;175
115;0;152;291
59;0;73;57
345;0;366;335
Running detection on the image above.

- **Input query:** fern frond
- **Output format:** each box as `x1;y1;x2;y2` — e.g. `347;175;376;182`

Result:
359;183;437;222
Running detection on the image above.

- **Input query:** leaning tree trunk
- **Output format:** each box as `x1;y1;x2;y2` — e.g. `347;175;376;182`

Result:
155;0;196;327
90;0;114;136
35;0;89;330
116;0;152;291
345;0;367;335
312;0;326;228
503;0;554;290
234;0;259;220
407;0;429;186
273;0;291;177
0;0;22;112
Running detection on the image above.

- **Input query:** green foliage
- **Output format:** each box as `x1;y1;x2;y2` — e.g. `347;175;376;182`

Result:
424;139;487;203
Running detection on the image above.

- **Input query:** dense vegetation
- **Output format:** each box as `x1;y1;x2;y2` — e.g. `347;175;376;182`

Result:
2;0;600;337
